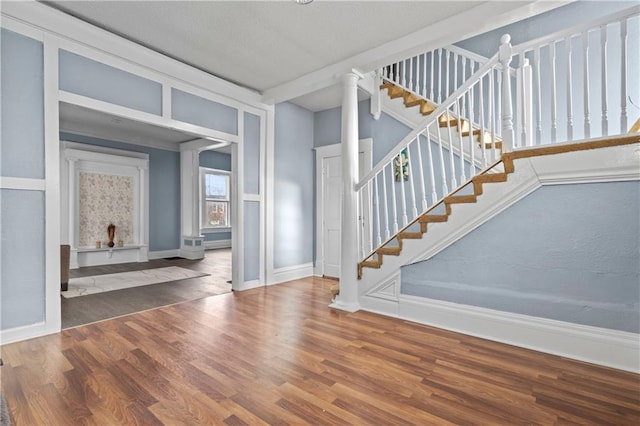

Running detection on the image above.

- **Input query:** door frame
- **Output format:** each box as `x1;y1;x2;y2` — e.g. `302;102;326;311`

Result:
314;138;372;277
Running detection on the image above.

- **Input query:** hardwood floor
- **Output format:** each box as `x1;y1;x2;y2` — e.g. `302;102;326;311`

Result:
2;276;639;425
62;249;231;329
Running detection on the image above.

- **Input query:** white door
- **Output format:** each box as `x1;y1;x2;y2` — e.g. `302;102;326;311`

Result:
323;155;343;278
322;152;369;278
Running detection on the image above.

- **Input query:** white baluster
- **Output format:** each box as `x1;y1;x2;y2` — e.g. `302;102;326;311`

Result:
488;70;497;163
436;121;449;195
566;36;574;141
415;55;420;95
446;105;458;190
367;181;373;255
620;18;628;133
430;50;435;101
405;144;418;220
461;58;467;115
534;46;543;144
398;151;408;226
582;32;591;138
390;162;399;233
424;130;438;205
453;53;459;91
401;59;406;88
382;167;390;240
550;41;558;143
437;49;443;103
601;25;608;136
455;99;466;184
422;53;428;99
415;133;428;211
445;49;451;100
499;34;514;151
358;189;364;259
467;91;477;177
521;57;533;147
496;68;502;140
373;174;382;247
409;56;414;92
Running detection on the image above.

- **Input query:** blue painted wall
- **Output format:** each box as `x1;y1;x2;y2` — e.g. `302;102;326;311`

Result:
59;50;162;115
172;89;238;135
199;150;232;243
274;102;315;269
0;29;46;331
1;29;44;179
244;112;261;195
60;133;181;252
401;182;640;333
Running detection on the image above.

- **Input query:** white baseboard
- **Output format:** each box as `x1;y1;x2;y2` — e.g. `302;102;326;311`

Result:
271;262;314;285
390;295;640;373
0;321;59;346
204;239;231;250
237;279;262;291
147;249;180;260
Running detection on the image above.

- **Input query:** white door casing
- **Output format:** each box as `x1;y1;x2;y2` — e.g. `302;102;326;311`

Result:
315;139;372;278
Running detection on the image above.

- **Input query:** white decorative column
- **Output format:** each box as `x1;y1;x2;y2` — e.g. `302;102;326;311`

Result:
331;71;361;312
179;146;205;259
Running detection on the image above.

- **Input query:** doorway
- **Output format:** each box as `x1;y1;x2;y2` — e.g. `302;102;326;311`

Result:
315;139;372;278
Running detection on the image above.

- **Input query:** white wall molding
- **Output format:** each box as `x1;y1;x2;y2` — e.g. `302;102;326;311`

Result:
204;239;232;250
147;249;180;260
271;262;314;286
397;294;640;373
0;322;59;347
0;177;46;191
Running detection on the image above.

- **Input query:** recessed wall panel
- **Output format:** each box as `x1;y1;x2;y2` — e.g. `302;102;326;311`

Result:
172;88;238;135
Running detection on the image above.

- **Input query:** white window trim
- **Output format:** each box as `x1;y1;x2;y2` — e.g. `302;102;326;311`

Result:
200;167;231;232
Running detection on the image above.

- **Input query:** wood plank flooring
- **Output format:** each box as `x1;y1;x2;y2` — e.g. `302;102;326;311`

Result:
2;277;639;425
62;249;231;328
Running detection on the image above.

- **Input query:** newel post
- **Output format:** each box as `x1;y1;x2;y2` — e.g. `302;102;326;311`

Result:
499;34;514;152
331;71;361;313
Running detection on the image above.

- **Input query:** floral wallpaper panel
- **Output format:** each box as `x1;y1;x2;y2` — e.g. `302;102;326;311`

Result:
78;172;134;247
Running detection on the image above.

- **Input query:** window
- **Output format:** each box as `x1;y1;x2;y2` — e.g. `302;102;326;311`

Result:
201;168;230;229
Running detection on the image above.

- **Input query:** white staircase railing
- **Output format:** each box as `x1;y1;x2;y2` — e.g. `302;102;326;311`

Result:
357;55;502;259
357;6;639;264
382;45;488;104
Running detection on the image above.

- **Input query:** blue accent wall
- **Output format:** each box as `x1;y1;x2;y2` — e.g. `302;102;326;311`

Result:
244;201;260;281
401;182;640;333
59;50;162;115
274;102;315;269
172;89;238;135
1;190;46;329
1;29;44;179
60;133;181;252
244;112;261;195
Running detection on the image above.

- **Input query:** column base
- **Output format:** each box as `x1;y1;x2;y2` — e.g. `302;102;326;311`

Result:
329;300;360;313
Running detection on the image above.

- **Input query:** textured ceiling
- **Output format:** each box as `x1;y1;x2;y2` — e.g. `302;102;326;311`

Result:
44;1;480;93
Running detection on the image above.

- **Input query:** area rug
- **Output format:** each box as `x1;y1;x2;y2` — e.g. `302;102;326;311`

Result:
62;266;209;298
0;391;10;426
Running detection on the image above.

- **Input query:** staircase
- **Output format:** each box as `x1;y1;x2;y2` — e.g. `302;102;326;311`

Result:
331;6;639;300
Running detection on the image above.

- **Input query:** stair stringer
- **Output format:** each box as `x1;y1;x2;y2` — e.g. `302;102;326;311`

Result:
359;157;541;313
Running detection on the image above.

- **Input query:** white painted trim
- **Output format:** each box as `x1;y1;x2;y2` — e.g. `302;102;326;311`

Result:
59;126;179;152
243;194;261;202
59;91;241;144
231;139;244;291
0;177;46;191
43;33;62;339
62;141;154;160
147;249;180;260
395;294;640;373
314;139;373;277
0;322;59;347
239;279;261;292
265;107;276;285
271;262;314;286
204;239;232;250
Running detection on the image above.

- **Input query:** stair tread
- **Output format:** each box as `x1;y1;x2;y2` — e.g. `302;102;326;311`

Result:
377;246;401;255
419;214;449;223
398;232;423;239
445;194;477;204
